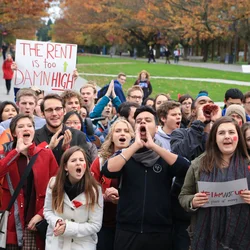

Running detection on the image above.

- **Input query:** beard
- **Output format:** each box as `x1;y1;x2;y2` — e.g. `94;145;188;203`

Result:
46;118;63;130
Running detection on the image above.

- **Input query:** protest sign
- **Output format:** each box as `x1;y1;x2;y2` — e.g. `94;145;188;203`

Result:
198;178;248;208
14;39;77;92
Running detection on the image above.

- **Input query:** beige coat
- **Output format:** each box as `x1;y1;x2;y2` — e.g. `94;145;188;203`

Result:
44;177;103;250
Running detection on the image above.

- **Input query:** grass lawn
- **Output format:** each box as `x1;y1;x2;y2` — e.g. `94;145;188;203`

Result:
76;55;250;102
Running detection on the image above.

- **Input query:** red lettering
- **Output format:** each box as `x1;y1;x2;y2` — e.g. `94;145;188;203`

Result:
19;42;43;57
47;43;55;59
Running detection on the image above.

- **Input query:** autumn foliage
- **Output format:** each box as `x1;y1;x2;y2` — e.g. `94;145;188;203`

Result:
0;0;52;39
2;0;250;62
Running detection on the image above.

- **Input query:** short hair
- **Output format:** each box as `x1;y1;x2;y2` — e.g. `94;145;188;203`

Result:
40;93;63;112
118;72;126;79
178;94;194;104
195;90;208;100
10;114;34;147
80;84;97;94
224;88;244;101
127;86;144;97
16;88;37;104
61;90;83;107
243;91;250;103
134;105;158;124
117;102;140;120
157;101;181;126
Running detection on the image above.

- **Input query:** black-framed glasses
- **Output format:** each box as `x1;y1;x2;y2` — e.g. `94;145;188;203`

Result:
44;107;63;114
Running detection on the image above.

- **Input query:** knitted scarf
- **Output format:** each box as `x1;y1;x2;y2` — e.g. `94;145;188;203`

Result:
192;154;250;250
131;138;163;167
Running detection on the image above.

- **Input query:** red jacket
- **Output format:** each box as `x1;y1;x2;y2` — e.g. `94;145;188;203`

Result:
0;144;58;249
90;156;112;192
2;59;13;80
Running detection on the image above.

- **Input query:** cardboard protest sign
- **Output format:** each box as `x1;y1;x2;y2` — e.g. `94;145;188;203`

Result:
14;39;77;92
198;178;248;208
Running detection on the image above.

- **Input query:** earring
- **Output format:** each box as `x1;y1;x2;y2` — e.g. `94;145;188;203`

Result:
66;171;68;176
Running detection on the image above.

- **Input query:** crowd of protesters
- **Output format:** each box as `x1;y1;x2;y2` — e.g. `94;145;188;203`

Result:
0;54;249;250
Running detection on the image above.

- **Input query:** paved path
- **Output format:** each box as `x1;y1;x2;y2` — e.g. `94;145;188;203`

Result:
0;54;248;104
81;73;250;86
90;54;247;73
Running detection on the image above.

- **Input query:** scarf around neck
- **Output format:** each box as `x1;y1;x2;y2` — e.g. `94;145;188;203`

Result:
192;154;250;250
64;176;85;201
131;138;163;167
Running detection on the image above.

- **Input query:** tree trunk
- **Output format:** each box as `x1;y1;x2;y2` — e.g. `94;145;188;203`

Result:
248;41;250;64
202;42;209;62
182;45;189;60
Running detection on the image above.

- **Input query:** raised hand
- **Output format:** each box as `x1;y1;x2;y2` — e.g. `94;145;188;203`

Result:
73;68;79;80
142;126;155;149
49;129;64;150
134;126;144;149
106;80;114;97
16;133;32;154
210;104;222;122
62;129;72;151
11;62;17;71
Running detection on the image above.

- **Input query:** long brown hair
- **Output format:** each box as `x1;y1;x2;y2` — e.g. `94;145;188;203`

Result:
52;146;100;213
200;117;249;173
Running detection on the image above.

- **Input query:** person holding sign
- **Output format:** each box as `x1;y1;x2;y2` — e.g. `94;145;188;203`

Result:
179;117;250;250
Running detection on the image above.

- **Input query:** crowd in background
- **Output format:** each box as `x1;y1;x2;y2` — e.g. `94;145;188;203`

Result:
0;54;250;250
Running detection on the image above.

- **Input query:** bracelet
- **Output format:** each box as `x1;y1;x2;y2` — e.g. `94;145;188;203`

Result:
119;153;127;162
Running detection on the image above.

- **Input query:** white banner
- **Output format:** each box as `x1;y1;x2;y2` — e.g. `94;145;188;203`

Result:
14;39;77;92
198;178;248;207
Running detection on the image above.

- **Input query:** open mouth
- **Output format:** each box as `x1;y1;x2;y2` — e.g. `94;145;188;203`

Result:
176;121;180;126
76;167;82;174
119;137;126;142
23;133;31;138
140;126;146;136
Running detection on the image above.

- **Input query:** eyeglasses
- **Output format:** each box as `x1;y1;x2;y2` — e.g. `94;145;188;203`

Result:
44;107;63;114
129;95;143;100
65;121;81;126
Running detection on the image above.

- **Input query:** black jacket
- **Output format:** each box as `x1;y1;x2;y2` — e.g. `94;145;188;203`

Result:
102;152;190;233
170;120;207;221
34;125;91;164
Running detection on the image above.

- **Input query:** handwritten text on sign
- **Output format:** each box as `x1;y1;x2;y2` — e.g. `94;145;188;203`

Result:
14;40;77;92
198;178;248;207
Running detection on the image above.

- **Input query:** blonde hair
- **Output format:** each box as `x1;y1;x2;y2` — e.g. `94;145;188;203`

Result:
99;118;134;160
80;84;97;94
127;86;144;97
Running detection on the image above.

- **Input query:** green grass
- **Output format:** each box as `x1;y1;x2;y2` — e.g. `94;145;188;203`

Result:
76;55;250;102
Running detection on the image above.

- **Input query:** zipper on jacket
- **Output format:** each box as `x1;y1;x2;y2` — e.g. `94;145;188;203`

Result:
141;169;147;233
